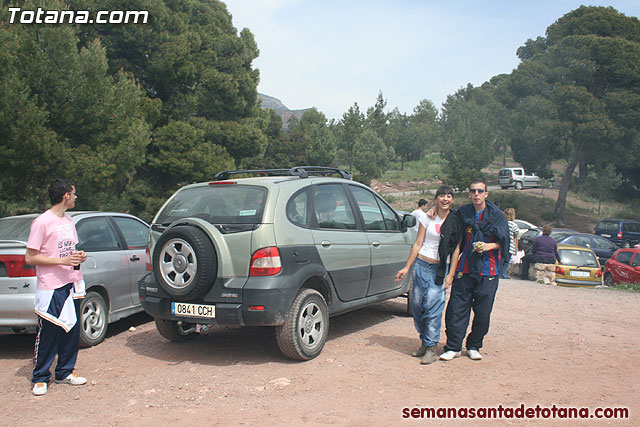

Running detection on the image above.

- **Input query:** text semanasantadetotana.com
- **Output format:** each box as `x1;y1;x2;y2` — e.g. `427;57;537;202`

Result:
402;404;629;419
7;7;148;24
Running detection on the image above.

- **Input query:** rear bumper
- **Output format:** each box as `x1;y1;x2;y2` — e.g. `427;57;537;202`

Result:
556;278;602;287
138;272;294;327
0;293;37;333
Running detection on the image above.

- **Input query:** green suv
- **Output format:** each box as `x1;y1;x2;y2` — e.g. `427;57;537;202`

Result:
138;167;416;360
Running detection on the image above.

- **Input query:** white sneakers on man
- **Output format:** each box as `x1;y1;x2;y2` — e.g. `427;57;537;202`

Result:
32;382;48;396
467;349;483;360
439;350;461;361
55;373;87;385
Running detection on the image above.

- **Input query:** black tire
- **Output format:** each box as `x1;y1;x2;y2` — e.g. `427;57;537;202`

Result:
275;289;329;360
501;186;508;190
152;226;217;301
514;181;523;190
154;318;197;342
79;292;108;348
406;280;413;317
604;273;614;287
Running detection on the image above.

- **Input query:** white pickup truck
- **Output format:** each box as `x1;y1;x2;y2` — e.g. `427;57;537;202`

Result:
498;167;541;190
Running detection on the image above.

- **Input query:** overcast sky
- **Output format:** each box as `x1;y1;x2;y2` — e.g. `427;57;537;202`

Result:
224;0;640;120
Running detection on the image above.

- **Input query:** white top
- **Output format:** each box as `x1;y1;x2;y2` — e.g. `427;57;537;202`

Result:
411;208;426;231
418;214;445;261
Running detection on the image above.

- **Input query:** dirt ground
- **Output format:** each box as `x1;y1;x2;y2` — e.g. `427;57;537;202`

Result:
1;279;639;426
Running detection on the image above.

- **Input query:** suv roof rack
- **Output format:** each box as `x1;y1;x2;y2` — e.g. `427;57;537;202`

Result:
213;166;352;181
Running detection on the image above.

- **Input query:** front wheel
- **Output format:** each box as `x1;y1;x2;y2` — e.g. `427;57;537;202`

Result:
79;292;108;347
514;181;523;190
275;289;329;360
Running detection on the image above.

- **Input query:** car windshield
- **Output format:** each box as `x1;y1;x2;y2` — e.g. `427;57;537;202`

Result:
155;185;268;225
558;249;599;268
0;216;34;241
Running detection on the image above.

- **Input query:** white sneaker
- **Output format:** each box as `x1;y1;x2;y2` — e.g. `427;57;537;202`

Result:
439;350;461;361
55;373;87;386
467;349;483;360
32;382;48;396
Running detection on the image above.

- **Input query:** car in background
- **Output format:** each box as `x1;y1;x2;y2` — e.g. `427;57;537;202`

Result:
556;233;619;267
519;227;580;254
498;167;541;190
0;212;149;346
513;219;537;238
554;244;602;287
603;248;640;286
594;219;640;248
139;166;416;360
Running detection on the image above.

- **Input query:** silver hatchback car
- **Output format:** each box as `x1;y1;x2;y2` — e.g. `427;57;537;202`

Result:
139;167;416;360
0;212;149;346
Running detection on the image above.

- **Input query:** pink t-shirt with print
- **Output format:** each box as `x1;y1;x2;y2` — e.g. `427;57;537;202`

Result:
27;210;83;291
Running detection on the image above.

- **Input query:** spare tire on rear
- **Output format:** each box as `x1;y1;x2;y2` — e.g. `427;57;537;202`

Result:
152;225;217;300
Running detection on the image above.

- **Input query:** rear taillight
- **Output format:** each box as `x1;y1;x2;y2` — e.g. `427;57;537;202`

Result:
595;269;603;278
145;246;152;271
555;266;565;275
0;255;36;277
617;232;623;239
250;247;281;276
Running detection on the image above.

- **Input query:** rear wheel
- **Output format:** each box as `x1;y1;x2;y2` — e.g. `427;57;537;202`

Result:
153;226;217;300
603;273;614;287
501;186;508;190
514;181;523;190
155;318;198;342
79;292;108;347
276;289;329;360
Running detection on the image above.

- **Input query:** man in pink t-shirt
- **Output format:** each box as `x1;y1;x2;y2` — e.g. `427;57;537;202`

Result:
25;178;88;396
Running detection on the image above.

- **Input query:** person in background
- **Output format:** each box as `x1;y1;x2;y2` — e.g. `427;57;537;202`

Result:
520;224;560;280
500;208;519;279
25;178;88;396
410;199;429;231
396;186;458;365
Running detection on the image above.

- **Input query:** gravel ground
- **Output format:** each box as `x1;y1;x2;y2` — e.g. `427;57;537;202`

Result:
1;278;638;426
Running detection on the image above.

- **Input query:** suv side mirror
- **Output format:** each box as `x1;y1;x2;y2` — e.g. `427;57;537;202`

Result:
401;214;416;232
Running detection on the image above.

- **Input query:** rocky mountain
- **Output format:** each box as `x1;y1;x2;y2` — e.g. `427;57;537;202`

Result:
258;93;311;128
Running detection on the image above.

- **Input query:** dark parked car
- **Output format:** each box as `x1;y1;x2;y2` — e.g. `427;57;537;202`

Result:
594;219;640;248
556;233;619;266
0;212;149;346
603;248;640;286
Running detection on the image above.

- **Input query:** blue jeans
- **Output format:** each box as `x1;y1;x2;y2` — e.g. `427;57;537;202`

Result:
499;253;512;278
412;258;445;347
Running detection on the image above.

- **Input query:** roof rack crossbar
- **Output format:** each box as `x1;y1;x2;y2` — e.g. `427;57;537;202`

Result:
212;166;353;181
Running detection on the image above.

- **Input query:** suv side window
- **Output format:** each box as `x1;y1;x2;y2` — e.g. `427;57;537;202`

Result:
514;169;523;176
76;217;120;252
349;185;385;230
616;251;633;266
624;222;640;233
574;236;591;247
632;254;640;268
287;189;309;227
377;197;400;231
313;184;356;230
113;217;149;249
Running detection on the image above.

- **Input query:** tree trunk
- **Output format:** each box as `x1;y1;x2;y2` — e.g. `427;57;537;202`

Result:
578;152;587;179
553;140;583;226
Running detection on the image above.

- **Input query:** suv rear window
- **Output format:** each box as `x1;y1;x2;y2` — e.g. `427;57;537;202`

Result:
499;170;509;176
155;185;268;225
596;221;619;234
0;217;34;241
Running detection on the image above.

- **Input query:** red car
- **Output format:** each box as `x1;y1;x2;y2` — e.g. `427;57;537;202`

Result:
603;248;640;286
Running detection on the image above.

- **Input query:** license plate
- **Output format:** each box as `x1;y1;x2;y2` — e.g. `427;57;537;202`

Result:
171;302;215;319
601;234;611;238
569;270;590;278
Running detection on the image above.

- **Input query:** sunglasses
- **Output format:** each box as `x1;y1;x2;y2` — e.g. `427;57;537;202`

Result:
469;188;486;194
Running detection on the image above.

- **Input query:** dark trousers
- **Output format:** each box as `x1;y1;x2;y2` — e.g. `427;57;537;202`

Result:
32;298;81;383
521;255;556;280
444;274;499;352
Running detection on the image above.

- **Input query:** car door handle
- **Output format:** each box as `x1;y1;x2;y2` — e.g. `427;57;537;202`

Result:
371;241;380;247
130;255;140;262
321;240;332;248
